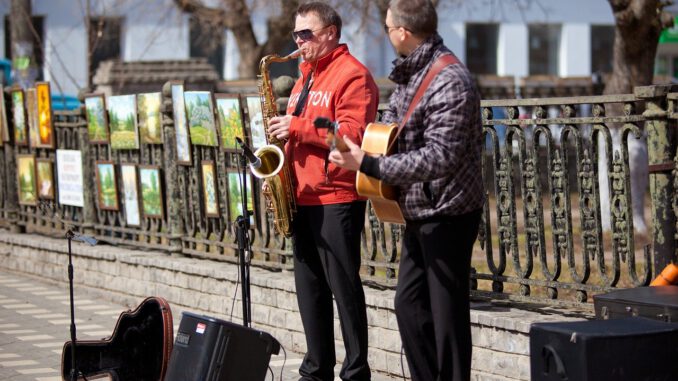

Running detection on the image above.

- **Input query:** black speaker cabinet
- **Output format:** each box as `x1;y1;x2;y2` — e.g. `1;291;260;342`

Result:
594;286;678;322
164;312;280;381
530;317;678;381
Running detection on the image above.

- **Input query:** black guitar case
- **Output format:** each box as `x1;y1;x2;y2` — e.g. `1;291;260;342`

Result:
61;296;173;381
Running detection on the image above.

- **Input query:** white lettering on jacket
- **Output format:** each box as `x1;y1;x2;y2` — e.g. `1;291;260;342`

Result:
287;91;332;110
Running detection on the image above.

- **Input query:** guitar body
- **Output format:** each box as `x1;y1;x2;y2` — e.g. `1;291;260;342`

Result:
62;296;173;381
356;122;405;224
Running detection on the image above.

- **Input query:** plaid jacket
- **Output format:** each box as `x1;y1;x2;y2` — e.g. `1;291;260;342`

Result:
379;34;485;220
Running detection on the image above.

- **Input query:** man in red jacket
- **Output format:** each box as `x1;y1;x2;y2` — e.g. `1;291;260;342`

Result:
267;2;379;381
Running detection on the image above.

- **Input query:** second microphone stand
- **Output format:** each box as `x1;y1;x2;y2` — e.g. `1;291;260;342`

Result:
235;149;253;327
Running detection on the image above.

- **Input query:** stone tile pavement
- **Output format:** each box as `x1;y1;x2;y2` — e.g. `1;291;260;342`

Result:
0;268;404;381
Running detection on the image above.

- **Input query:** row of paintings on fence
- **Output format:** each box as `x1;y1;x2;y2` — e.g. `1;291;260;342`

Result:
0;83;55;148
16;154;255;227
85;83;267;166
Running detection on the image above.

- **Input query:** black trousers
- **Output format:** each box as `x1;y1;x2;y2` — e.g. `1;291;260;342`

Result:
293;201;370;381
395;209;481;381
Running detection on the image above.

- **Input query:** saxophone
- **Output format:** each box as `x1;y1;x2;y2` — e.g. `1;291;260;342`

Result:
251;49;301;238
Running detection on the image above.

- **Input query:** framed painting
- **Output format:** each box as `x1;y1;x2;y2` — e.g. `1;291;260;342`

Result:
201;160;219;217
95;160;119;211
171;82;192;165
245;95;266;150
11;88;27;146
108;94;139;150
16;154;37;205
85;95;109;144
0;85;8;143
25;88;39;148
139;165;164;218
185;91;218;147
121;164;141;226
36;158;55;200
138;92;163;145
215;94;245;152
227;170;255;228
36;82;55;148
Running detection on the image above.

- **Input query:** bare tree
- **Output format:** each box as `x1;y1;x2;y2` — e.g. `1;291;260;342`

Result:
174;0;300;78
605;0;674;94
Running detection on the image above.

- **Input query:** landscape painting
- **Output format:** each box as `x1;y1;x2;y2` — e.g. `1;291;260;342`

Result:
95;161;119;211
17;155;37;205
36;159;55;200
36;82;54;148
138;92;163;144
171;82;192;165
0;85;8;144
12;89;27;146
121;164;141;226
139;166;164;218
245;95;266;150
108;94;139;150
216;94;245;152
25;88;39;148
185;91;218;147
201;161;219;217
227;171;255;227
85;95;109;144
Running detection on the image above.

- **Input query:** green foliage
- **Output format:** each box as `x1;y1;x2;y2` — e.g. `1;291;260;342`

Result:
141;169;162;216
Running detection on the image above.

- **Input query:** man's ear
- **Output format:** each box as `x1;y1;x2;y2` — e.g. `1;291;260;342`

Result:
328;25;338;41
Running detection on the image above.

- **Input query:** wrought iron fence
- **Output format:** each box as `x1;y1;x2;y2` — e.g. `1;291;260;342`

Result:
3;83;677;306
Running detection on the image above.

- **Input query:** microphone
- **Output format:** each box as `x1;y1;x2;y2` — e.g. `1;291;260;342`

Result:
235;137;262;169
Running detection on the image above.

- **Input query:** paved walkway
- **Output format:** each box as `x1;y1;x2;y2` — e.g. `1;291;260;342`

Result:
0;269;402;381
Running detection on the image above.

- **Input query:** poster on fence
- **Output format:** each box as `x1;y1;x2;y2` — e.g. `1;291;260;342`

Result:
56;149;84;207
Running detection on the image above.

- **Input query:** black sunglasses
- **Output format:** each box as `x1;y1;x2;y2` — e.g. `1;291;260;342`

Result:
292;25;330;41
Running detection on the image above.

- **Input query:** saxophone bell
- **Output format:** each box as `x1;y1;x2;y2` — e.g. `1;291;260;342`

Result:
251;145;285;179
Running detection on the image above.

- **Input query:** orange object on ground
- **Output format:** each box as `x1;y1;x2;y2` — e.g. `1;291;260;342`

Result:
650;263;678;286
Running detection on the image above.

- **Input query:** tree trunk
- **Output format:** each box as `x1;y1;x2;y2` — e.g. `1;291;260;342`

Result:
10;0;36;88
604;0;670;95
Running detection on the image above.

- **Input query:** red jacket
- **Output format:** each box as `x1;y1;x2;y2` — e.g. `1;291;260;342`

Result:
286;44;379;206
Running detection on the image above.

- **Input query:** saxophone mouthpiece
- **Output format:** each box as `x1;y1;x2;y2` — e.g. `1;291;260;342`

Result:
287;49;301;59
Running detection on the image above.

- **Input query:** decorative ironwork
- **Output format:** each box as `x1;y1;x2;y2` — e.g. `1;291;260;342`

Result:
4;83;678;306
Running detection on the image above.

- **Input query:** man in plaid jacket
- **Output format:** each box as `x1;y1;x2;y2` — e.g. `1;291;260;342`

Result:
329;0;484;380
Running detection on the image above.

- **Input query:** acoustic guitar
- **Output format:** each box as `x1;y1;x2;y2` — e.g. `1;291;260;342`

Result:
315;118;405;224
62;296;174;381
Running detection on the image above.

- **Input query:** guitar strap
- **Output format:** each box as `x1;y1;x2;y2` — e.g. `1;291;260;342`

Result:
387;54;459;153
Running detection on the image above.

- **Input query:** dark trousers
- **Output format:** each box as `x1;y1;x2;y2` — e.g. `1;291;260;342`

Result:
293;202;370;381
395;209;481;381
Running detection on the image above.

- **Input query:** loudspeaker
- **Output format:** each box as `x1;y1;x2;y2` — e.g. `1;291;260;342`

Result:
530;317;678;381
164;312;280;381
594;286;678;321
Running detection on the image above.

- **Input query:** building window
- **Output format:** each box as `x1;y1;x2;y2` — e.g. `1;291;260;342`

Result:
528;24;561;75
4;15;45;81
591;25;615;74
189;15;224;76
465;23;498;75
89;17;122;83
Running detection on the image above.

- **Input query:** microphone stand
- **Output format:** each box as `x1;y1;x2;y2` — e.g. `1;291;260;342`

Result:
65;228;98;381
235;149;253;328
37;202;97;381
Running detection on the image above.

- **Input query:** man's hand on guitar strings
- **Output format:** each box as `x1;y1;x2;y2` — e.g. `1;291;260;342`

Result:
328;135;364;172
